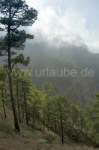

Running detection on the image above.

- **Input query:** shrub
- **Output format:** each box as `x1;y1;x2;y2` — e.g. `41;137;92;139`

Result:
45;133;56;144
0;119;13;135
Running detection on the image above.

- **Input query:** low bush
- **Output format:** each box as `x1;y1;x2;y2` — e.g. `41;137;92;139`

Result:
0;119;13;135
45;133;56;144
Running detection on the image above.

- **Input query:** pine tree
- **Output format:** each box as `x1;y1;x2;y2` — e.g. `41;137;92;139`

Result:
0;0;38;131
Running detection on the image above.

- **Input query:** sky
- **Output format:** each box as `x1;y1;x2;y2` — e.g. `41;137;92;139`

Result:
26;0;99;53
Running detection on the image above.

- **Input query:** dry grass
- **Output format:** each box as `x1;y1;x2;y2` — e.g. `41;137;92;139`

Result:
0;130;98;150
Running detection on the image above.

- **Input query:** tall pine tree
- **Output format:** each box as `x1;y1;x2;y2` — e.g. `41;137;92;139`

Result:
0;0;38;131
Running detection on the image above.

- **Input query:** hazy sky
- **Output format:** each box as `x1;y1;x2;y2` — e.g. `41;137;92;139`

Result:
26;0;99;53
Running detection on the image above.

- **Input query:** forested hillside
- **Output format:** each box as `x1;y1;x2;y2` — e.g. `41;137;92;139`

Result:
23;42;99;107
0;0;99;149
0;67;99;147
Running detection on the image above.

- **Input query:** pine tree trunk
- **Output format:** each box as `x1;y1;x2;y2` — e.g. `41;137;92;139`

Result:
24;91;29;125
47;105;50;131
7;0;20;132
21;104;25;122
16;76;21;123
43;110;45;130
47;115;50;131
60;112;64;144
33;103;36;129
8;74;20;131
80;115;83;133
54;117;57;132
1;88;7;118
59;103;64;144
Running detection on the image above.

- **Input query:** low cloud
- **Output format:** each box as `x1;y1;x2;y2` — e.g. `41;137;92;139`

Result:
25;0;99;53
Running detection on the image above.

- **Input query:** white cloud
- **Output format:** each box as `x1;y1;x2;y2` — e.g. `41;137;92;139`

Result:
26;0;99;53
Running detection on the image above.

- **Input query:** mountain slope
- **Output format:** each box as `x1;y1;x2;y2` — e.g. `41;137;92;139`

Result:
23;42;98;107
0;41;98;107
